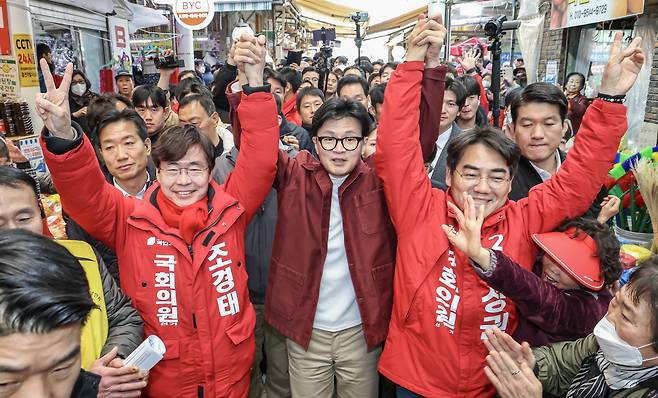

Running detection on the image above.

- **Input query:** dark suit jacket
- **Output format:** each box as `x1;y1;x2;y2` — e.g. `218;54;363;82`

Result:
510;150;606;219
430;122;462;189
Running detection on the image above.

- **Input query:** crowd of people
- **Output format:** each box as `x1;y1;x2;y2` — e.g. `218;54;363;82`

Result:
0;13;654;398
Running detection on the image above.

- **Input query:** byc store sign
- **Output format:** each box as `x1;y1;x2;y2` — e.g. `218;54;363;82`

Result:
172;0;215;30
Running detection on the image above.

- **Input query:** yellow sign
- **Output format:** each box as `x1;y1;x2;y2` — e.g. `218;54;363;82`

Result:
0;57;18;97
13;34;38;87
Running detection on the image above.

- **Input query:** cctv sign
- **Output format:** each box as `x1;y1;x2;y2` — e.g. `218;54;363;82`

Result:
173;0;215;30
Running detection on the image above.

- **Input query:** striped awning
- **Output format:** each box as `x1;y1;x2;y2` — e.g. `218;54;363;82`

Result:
214;1;273;12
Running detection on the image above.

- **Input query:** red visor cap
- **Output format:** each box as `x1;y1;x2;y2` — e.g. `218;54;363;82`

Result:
532;227;603;291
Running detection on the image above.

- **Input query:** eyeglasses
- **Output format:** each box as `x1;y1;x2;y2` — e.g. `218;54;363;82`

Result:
159;167;208;178
317;136;364;152
454;169;510;189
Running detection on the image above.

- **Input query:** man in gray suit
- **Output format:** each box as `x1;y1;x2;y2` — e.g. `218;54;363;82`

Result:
427;77;467;188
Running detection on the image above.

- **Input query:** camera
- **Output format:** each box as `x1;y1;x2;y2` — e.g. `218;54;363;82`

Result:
154;54;184;69
349;12;369;23
483;15;521;38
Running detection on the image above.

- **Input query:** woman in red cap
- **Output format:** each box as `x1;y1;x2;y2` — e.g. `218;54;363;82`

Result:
444;192;623;347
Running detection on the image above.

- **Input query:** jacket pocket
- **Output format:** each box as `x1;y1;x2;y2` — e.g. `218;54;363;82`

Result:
268;258;305;320
371;262;394;290
354;188;390;235
225;317;254;346
162;339;180;360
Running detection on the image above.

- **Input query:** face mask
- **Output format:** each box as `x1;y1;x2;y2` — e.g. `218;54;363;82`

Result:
483;80;491;89
594;316;658;366
71;83;86;96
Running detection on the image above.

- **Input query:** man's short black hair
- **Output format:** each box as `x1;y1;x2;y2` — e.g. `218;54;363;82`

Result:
302;66;318;77
566;72;586;91
175;79;212;102
310;97;371;139
380;62;399;76
178;93;217;117
36;43;51;60
0;139;8;163
337;75;369;98
358;61;373;75
459;75;481;98
0;166;39;201
510;82;568;123
343;65;365;78
132;85;169;109
296;87;325;112
264;68;286;89
87;93;134;136
369;83;386;107
96;109;149;144
279;67;302;93
446;77;467;108
446;126;521;177
179;69;201;82
368;73;380;87
0;229;94;336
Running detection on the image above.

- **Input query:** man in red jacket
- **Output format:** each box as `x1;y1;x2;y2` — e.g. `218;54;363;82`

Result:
375;15;644;398
35;33;279;398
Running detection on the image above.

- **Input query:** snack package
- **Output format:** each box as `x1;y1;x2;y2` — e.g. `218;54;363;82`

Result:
42;194;67;239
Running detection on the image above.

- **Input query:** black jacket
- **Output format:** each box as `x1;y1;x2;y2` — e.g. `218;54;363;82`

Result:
212;63;238;120
510;151;606;219
212;144;298;304
70;370;101;397
280;117;314;154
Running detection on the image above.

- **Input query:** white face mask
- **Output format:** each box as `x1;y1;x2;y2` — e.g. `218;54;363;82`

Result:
594;316;658;366
71;83;86;96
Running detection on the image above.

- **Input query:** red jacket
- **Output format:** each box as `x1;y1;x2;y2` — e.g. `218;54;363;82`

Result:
375;61;627;397
42;92;279;398
265;152;397;349
282;93;302;126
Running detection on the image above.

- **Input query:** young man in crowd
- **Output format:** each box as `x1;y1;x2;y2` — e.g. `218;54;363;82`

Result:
35;30;280;397
426;77;467;188
372;60;384;75
301;66;320;88
296;86;325;131
132;85;178;145
115;70;135;99
343;65;365;78
178;93;234;158
456;75;484;131
374;15;643;397
369;83;386;122
507;82;607;218
265;68;286;104
337;75;371;116
0;230;99;397
66;110;156;283
279;67;303;125
379;62;398;84
0;166;146;396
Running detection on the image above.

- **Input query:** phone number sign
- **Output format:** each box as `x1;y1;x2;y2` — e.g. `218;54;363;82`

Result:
13;34;38;87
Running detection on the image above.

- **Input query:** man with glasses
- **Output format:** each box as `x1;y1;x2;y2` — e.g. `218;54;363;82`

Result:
35;32;280;397
374;18;644;398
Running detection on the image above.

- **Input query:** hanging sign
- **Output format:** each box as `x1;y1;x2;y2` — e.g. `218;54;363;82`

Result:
0;57;18;96
173;0;215;30
13;34;38;87
550;0;645;29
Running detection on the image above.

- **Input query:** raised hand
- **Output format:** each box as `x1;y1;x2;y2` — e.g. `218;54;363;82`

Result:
459;47;480;72
483;328;535;370
233;33;266;87
35;59;74;138
599;32;645;96
423;13;447;69
485;351;542;398
442;192;490;269
597;195;621;224
4;138;28;163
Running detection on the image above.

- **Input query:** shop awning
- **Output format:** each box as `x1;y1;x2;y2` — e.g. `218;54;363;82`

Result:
366;6;424;35
215;1;273;12
48;0;114;14
292;0;367;37
125;3;170;34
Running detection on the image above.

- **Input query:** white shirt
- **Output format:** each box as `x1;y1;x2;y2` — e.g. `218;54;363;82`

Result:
113;173;150;199
427;126;453;177
530;150;562;182
217;124;235;156
313;174;362;332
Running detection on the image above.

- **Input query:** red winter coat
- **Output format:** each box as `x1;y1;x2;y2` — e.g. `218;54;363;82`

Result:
282;93;302;126
375;61;627;397
42;92;279;398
